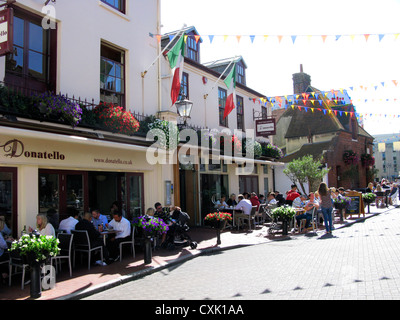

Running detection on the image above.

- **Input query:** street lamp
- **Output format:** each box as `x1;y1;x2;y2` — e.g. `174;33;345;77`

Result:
175;94;193;127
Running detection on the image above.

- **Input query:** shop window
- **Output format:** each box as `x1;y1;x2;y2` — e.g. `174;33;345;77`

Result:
100;43;125;107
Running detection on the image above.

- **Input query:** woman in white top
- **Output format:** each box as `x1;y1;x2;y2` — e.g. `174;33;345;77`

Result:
29;214;56;237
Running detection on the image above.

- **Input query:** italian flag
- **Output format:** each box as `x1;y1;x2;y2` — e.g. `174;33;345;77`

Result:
223;63;237;119
167;35;185;106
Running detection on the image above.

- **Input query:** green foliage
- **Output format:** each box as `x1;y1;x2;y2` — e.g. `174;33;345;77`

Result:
10;233;60;262
271;205;296;220
283;155;330;195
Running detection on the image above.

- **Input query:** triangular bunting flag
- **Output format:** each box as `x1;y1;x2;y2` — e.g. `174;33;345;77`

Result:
291;35;297;44
321;35;327;43
379;34;385;42
223;35;229;42
249;35;255;43
236;35;241;43
194;35;201;43
364;34;370;42
277;35;283;43
208;35;214;43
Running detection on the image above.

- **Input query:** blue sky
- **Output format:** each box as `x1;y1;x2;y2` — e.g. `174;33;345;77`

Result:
161;0;400;135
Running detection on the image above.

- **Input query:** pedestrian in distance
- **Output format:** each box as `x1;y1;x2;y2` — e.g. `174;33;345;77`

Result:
318;182;337;234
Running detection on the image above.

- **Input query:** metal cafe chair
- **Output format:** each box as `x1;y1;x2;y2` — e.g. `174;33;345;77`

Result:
51;233;74;277
71;230;103;270
119;226;136;262
8;250;29;290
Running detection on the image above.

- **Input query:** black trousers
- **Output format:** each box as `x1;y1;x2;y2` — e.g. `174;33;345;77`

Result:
106;236;131;259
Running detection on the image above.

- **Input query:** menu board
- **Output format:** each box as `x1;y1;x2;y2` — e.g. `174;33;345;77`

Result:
344;191;365;218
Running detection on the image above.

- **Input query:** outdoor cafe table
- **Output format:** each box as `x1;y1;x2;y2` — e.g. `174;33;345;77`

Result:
99;229;121;245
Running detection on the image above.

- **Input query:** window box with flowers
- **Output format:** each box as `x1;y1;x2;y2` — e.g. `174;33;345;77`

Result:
34;92;83;128
343;150;359;165
147;118;179;150
94;102;140;135
219;135;242;155
260;143;284;159
361;153;375;167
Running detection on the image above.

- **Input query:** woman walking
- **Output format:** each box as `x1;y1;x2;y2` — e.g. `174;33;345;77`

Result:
318;182;337;234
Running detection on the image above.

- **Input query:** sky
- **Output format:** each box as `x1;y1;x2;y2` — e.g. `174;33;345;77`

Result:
160;0;400;136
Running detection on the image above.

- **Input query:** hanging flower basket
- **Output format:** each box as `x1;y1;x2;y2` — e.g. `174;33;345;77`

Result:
343;150;359;165
148;118;179;150
261;143;284;159
361;154;375;167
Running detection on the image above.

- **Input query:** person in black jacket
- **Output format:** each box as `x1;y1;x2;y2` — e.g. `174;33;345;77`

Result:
75;212;110;263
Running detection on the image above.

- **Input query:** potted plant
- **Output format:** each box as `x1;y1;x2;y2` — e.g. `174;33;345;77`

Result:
9;232;60;299
271;205;296;235
94;102;140;135
333;196;352;210
362;192;377;213
204;212;232;244
132;215;169;264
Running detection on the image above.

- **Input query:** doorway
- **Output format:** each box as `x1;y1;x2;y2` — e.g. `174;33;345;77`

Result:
0;167;17;237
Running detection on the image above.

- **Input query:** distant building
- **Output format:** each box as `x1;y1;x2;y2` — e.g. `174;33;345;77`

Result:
373;134;400;181
273;66;375;191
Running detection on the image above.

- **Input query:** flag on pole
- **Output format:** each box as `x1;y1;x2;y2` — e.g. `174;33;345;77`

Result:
223;63;237;119
167;35;185;106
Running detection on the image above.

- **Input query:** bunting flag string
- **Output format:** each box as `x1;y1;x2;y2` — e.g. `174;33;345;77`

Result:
150;32;400;44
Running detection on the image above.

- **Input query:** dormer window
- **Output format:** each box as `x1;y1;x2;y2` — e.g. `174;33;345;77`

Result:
185;32;200;62
236;63;245;85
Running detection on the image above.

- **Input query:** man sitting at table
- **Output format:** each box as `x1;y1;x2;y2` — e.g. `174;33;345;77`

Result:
106;211;131;261
234;194;253;227
75;212;110;264
292;194;308;208
266;192;278;206
92;209;109;231
295;192;320;232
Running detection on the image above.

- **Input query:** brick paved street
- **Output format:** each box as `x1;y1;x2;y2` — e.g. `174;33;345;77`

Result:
84;207;400;300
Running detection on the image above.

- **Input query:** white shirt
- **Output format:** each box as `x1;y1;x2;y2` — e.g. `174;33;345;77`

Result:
214;200;228;209
108;217;131;239
235;199;253;215
39;223;56;237
59;216;79;234
292;196;304;208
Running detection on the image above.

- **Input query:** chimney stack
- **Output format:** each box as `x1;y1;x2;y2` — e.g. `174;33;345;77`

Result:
292;64;311;94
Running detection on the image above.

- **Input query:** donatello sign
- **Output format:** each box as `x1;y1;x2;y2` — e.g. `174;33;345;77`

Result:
0;139;65;160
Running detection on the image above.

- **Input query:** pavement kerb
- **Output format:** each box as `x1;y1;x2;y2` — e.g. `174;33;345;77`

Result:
56;243;253;300
57;205;399;300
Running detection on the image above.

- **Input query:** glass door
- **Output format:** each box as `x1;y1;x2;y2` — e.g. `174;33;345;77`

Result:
126;173;144;219
0;168;17;237
39;170;88;224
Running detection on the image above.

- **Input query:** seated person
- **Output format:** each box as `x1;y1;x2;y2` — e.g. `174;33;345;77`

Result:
58;209;79;234
29;214;56;237
250;192;260;210
295;192;320;232
75;212;110;263
234;194;253;226
292;194;308;208
0;216;11;237
266;192;278;206
274;191;285;206
106;211;131;261
91;209;109;231
0;231;9;284
259;194;266;204
285;185;300;206
146;207;155;216
226;194;238;207
214;195;228;210
154;202;176;247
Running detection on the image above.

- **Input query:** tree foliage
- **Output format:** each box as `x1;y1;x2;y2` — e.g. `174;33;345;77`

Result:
283;155;330;194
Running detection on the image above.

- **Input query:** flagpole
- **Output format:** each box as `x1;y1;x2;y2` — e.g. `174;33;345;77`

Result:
141;24;187;78
203;56;238;100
